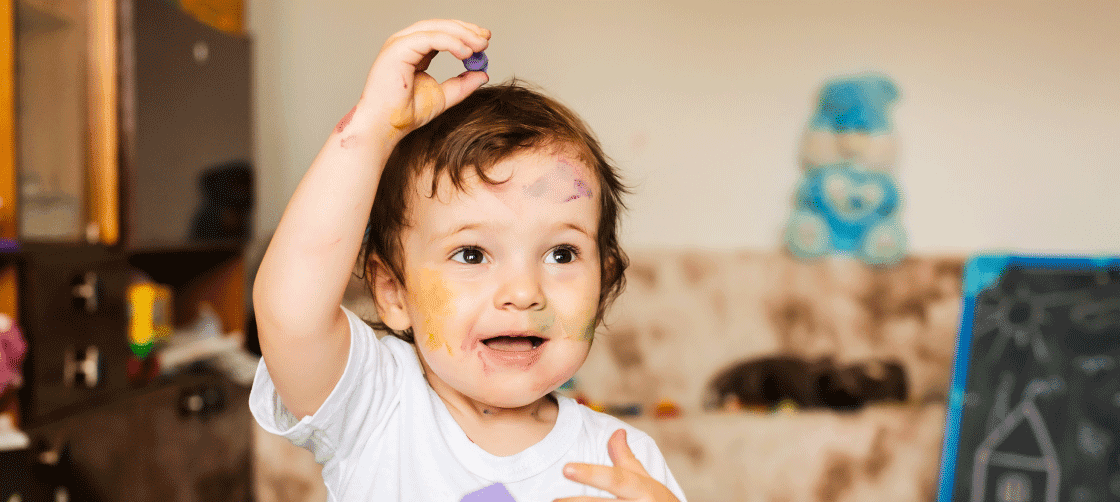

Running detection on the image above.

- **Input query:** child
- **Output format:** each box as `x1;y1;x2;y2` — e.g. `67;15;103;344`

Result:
249;19;687;502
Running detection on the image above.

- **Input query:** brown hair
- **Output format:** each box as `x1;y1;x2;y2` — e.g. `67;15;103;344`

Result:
358;79;630;343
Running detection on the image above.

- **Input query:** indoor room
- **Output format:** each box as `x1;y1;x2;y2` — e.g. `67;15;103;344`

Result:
1;1;1117;501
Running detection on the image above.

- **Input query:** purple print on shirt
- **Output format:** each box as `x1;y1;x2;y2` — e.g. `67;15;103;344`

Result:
461;482;517;502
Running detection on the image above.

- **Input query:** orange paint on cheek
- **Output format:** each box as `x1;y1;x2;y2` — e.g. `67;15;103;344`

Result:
411;268;456;356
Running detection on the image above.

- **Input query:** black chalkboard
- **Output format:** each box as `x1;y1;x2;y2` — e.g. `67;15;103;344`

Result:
938;255;1120;502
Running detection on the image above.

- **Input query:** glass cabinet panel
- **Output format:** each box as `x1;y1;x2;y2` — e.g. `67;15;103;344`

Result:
15;0;88;242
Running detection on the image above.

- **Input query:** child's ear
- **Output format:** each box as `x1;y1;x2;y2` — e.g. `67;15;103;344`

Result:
369;257;412;332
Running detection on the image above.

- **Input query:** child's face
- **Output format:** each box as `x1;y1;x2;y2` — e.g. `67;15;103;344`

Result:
397;148;601;408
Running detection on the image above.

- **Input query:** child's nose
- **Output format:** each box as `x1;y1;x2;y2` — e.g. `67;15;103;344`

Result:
496;270;546;311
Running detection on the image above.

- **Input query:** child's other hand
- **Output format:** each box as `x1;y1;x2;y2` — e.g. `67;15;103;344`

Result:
554;429;681;502
361;19;490;138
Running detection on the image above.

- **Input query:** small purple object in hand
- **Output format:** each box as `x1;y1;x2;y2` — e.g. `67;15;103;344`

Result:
464;51;488;72
461;482;516;502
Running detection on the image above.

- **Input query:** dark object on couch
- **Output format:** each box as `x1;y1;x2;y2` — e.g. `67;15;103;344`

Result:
705;356;908;412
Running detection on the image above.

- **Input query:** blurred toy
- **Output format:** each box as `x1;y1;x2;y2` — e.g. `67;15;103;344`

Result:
784;162;907;265
775;399;799;413
653;399;681;419
0;314;26;395
126;354;161;386
126;279;173;358
606;404;642;417
787;72;907;266
801;73;899;172
705;355;908;412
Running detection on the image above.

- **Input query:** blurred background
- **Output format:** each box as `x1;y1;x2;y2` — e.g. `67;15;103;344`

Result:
0;1;1117;501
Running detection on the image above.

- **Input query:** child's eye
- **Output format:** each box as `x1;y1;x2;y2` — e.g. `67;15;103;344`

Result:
545;245;580;264
451;246;487;264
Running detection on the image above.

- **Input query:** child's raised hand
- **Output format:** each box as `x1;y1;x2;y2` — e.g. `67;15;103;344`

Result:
554;429;682;502
357;19;490;139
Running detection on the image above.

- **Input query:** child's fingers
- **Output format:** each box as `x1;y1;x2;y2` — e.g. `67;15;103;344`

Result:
399;19;489;40
415;50;438;74
392;30;481;66
449;19;491;40
607;429;650;476
439;70;489;110
389;20;488;54
562;463;646;500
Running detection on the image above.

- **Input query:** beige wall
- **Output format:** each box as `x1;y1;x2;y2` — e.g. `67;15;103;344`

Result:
246;1;1120;255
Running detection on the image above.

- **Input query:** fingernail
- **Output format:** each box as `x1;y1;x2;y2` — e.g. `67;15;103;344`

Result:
564;465;577;477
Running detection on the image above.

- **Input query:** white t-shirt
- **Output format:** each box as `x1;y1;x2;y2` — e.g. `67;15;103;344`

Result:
249;306;688;502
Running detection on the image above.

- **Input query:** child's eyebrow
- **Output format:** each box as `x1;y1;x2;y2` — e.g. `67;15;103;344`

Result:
557;222;595;239
430;222;487;243
429;221;594;243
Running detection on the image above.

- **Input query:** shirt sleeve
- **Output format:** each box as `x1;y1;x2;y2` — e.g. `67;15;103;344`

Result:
248;305;403;464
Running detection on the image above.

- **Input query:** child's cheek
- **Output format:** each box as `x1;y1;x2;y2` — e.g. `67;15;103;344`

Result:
411;268;456;356
559;305;598;343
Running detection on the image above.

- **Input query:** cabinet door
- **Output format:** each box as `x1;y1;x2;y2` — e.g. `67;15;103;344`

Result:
122;0;252;251
13;0;117;244
30;373;253;502
18;244;131;425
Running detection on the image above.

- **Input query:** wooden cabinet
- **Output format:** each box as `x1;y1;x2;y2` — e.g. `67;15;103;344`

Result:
0;2;254;500
1;0;251;427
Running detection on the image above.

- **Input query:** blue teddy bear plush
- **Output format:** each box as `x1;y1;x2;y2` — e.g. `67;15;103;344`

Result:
801;74;900;173
785;162;907;266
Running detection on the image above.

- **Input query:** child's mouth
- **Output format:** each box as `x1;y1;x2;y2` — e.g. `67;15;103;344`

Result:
481;335;546;352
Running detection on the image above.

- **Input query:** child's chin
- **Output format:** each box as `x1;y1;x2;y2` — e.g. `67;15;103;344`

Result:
476;385;550;408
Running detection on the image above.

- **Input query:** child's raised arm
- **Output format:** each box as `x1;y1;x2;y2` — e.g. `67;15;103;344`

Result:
252;20;490;419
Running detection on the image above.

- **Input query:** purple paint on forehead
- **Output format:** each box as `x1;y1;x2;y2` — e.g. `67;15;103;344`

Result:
461;482;517;502
464;51;489;72
562;179;594;202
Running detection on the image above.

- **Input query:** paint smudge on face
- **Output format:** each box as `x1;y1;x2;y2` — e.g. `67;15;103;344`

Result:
335;105;356;134
521;160;595;204
411;267;456;356
529;310;556;335
522;174;551;199
563;179;594;202
425;332;441;352
575;313;598;342
557;306;597;342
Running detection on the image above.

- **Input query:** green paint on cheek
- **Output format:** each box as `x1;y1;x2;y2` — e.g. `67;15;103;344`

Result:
530;310;555;334
559;308;597;342
580;317;597;342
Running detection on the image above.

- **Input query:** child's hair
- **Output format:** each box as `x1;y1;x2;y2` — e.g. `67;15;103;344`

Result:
358;79;631;343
